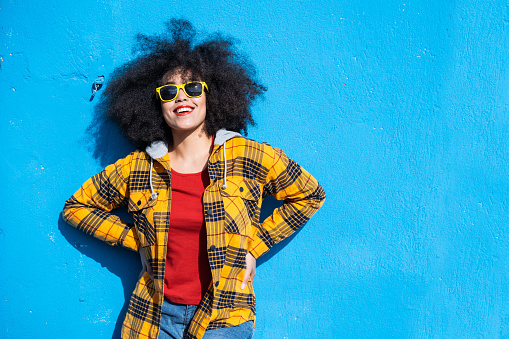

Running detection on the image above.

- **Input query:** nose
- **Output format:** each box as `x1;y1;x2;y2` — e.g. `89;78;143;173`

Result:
175;85;188;102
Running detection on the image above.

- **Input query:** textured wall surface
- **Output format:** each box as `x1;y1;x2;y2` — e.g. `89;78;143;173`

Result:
2;0;509;338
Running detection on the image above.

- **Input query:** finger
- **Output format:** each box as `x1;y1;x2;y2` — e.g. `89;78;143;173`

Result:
138;263;147;279
241;268;251;290
139;250;154;280
145;262;154;280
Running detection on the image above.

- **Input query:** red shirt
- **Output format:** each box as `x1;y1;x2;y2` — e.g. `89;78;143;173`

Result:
164;168;212;305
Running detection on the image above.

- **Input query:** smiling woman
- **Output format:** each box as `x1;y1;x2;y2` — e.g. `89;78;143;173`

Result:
62;18;325;339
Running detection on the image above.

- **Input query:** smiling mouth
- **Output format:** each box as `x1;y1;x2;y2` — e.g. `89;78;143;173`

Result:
173;106;194;116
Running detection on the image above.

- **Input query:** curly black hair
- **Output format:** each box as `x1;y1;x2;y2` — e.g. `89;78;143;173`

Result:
98;19;266;149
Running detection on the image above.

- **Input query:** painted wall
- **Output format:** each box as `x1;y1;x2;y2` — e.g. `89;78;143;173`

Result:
2;0;509;338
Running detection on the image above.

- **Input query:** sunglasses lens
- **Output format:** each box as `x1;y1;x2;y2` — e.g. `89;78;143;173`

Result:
159;85;178;101
184;82;203;97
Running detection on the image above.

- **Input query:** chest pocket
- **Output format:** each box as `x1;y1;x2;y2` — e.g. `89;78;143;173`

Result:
219;178;261;236
128;191;158;247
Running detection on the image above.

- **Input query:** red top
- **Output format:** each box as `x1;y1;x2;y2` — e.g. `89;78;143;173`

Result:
164;168;212;305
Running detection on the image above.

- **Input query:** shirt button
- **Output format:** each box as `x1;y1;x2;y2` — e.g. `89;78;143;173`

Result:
239;187;244;192
206;209;213;215
215;281;219;287
210;245;216;251
137;200;141;206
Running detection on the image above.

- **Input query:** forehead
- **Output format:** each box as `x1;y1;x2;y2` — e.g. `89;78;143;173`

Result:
162;68;199;83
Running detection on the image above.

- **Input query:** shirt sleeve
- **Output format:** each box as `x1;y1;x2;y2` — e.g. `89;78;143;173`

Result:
248;146;326;259
61;153;139;251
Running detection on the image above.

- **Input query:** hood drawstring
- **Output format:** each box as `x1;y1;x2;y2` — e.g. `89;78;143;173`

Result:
221;144;228;189
149;158;158;200
145;129;241;197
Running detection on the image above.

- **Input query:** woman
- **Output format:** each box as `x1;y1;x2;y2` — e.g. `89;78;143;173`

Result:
62;19;325;339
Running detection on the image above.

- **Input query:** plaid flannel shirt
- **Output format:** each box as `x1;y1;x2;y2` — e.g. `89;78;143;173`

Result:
62;132;325;339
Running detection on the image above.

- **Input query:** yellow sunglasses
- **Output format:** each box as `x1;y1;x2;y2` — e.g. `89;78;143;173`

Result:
155;81;208;102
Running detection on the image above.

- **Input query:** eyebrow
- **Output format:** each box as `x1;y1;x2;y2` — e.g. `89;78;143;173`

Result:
164;78;199;85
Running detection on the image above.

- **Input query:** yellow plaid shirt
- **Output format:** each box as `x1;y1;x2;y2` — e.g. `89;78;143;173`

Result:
63;134;325;339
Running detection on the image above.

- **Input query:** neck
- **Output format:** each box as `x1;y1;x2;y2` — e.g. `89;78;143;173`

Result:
168;127;214;173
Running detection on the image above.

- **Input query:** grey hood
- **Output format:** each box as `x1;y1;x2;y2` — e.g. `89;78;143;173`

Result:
145;128;241;159
214;129;242;146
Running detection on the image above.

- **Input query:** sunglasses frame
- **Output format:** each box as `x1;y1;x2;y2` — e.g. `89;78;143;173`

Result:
155;81;209;102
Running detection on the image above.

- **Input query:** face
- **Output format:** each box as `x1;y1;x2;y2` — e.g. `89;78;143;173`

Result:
159;70;207;135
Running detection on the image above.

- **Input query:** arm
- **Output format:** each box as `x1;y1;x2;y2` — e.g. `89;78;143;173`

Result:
249;147;326;259
62;153;139;251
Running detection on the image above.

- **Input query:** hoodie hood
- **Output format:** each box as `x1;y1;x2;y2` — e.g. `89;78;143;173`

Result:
145;141;167;159
214;129;242;146
145;128;242;159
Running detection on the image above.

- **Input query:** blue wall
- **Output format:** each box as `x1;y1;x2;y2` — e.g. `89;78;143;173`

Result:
2;0;509;338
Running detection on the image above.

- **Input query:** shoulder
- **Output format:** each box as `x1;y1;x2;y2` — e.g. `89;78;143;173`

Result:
110;150;150;166
104;150;151;177
227;136;287;173
228;136;280;157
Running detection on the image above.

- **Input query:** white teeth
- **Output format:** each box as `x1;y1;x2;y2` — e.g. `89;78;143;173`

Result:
176;107;193;113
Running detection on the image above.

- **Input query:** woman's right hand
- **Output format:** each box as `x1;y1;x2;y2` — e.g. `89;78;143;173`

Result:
139;248;154;280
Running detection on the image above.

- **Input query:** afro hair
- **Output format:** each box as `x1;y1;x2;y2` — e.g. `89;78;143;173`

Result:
98;18;266;149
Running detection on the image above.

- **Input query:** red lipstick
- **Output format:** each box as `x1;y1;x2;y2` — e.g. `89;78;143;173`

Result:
173;105;194;116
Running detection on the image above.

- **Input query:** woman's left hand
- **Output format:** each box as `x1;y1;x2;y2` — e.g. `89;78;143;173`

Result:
241;252;256;290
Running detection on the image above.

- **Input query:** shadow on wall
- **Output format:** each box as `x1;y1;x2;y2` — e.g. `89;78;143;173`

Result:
58;209;139;339
85;102;135;168
59;102;139;338
256;195;300;267
59;103;301;337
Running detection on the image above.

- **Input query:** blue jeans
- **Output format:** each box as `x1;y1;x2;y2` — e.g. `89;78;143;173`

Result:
159;299;254;339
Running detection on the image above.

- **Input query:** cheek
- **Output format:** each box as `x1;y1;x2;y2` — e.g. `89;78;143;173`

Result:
161;103;173;123
196;96;206;111
161;102;174;117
